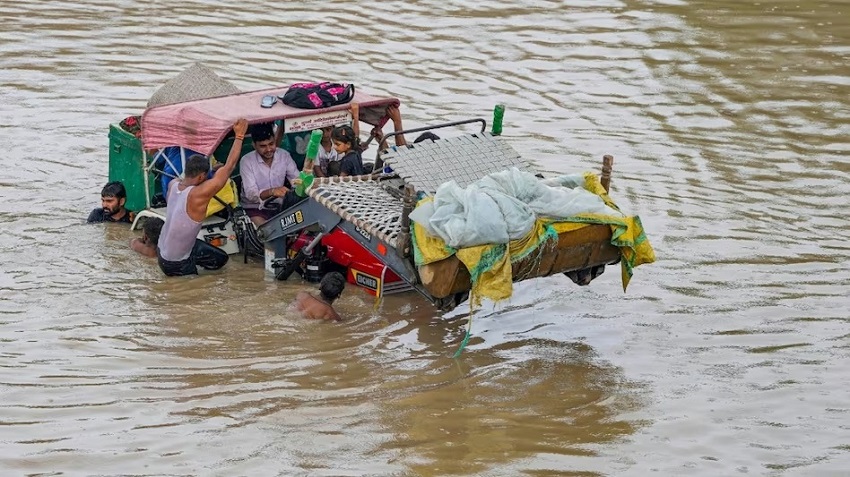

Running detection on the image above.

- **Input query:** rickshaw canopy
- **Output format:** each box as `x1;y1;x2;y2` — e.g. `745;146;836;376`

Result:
141;86;400;156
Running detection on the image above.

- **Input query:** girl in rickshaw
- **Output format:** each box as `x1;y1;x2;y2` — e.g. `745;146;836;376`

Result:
324;102;362;177
330;103;408;177
331;124;365;177
315;103;407;177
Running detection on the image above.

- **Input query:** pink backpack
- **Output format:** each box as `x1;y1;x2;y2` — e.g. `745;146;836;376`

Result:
281;82;355;109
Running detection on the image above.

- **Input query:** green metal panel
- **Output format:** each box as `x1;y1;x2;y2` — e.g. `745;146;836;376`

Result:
108;125;152;212
212;136;256;168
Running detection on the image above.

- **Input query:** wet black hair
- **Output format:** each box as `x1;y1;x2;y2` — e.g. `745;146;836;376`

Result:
143;217;164;246
249;122;275;143
331;125;360;149
185;154;210;178
319;271;346;302
101;181;126;199
413;132;440;143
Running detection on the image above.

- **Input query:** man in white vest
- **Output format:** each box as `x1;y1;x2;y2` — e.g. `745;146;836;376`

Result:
156;118;248;276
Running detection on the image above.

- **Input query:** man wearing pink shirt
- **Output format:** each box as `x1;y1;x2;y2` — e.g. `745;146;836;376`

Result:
239;122;303;226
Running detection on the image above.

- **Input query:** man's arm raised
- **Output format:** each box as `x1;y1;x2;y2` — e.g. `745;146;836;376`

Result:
387;105;406;147
350;103;360;138
188;119;249;218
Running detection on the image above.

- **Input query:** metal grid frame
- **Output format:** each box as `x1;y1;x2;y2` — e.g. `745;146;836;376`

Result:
381;132;538;193
308;176;404;249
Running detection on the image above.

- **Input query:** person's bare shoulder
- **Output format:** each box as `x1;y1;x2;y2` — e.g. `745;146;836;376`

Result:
325;307;342;322
293;291;311;310
130;238;156;258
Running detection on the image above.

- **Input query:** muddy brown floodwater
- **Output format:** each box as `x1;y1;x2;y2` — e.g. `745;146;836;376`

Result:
1;1;849;475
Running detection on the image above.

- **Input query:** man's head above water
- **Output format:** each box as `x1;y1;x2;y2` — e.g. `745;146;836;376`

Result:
319;272;346;303
100;181;127;215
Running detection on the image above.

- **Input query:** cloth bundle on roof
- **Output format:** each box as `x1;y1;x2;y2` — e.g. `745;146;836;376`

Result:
147;63;241;108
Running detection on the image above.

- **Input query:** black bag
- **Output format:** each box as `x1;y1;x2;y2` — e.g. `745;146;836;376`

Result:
281;82;355;109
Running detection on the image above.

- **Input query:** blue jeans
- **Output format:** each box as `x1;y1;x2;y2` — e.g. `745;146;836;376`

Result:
157;240;228;276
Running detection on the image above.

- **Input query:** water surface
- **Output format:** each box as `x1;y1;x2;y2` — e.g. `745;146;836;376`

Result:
1;0;849;475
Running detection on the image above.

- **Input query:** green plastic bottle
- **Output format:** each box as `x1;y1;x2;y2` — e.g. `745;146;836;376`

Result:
295;129;323;197
491;104;505;136
305;129;323;160
295;171;314;197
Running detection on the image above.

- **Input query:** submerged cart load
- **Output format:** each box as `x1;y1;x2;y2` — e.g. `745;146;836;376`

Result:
259;120;655;310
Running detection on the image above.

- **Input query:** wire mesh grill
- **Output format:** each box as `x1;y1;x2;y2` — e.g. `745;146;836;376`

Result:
309;177;404;248
381;132;537;193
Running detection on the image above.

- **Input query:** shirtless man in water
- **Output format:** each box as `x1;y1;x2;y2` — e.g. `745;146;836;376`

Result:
129;217;164;258
292;272;346;321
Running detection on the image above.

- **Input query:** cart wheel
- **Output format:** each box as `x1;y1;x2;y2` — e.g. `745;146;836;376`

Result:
275;251;308;281
435;291;469;312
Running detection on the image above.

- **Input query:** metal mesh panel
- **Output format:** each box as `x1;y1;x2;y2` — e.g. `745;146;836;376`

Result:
381;132;537;193
147;63;241;108
309;177;404;249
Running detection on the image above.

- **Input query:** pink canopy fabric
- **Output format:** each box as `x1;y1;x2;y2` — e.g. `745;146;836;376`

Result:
141;85;400;155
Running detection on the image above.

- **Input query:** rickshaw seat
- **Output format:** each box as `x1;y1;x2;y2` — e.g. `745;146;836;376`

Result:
206;179;239;216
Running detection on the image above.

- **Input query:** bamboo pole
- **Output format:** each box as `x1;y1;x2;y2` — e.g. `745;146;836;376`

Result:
398;184;416;258
601;155;613;194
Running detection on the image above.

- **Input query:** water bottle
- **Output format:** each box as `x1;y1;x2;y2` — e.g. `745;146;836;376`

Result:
491;104;505;136
305;129;322;160
296;129;323;196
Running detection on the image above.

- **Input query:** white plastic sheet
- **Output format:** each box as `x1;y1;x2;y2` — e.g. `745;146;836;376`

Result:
409;167;622;248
